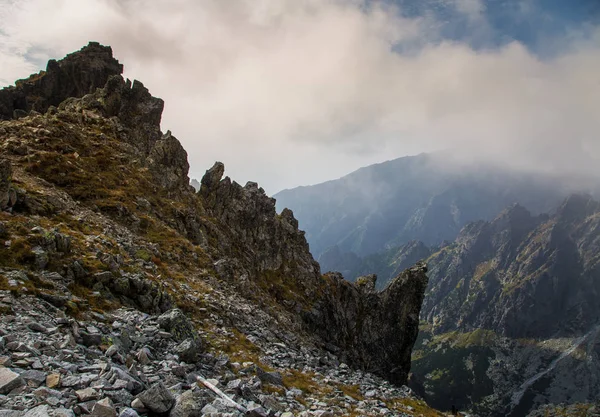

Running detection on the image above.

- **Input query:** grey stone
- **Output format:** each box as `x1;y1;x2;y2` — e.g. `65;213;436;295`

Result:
169;390;209;417
31;247;49;270
105;344;119;357
81;332;103;347
20;370;47;387
23;406;50;417
105;389;133;406
173;338;200;363
256;367;283;386
246;404;268;417
200;404;218;414
130;399;146;412
76;387;100;402
118;409;139;417
27;322;47;333
53;409;75;417
157;309;197;342
136;382;175;413
92;398;117;417
0;368;24;394
0;411;24;417
136;348;150;365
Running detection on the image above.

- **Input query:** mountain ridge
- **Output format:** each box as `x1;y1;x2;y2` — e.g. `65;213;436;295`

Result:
274;152;584;261
0;43;438;417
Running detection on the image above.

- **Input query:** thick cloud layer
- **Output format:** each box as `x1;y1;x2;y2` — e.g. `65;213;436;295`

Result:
1;0;598;192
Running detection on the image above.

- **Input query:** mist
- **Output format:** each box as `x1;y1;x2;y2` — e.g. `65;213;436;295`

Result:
1;0;599;193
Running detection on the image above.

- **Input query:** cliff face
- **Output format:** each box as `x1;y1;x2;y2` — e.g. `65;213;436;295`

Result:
305;264;428;385
197;162;427;386
0;42;430;416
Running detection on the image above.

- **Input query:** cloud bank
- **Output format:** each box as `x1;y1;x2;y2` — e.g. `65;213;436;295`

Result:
0;0;599;192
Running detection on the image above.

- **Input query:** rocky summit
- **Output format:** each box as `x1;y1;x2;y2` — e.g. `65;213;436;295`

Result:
0;43;437;417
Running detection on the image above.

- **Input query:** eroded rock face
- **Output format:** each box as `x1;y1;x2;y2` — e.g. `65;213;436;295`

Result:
305;264;429;385
199;161;319;278
59;74;189;191
0;42;123;120
199;162;428;385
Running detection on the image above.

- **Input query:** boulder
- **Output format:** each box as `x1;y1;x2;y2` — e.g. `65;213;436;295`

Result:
23;406;50;417
169;390;209;417
157;309;197;342
136;382;175;414
92;398;117;417
173;338;201;363
0;368;24;394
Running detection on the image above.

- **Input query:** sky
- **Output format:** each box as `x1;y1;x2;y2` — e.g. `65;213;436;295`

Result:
0;0;599;193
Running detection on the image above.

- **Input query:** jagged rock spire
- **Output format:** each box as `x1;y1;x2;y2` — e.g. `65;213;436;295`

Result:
0;42;123;120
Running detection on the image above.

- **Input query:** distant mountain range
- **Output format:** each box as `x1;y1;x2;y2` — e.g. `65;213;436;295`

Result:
275;152;585;262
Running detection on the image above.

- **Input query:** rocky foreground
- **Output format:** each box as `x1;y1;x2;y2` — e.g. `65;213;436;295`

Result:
0;292;429;417
0;43;440;417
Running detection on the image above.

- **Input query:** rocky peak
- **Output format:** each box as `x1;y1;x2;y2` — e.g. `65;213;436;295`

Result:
58;72;188;191
0;42;123;120
197;161;428;385
556;193;599;224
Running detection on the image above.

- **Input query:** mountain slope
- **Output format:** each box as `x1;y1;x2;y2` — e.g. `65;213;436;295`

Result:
318;195;600;416
422;196;600;338
0;43;437;417
274;153;575;260
409;196;600;416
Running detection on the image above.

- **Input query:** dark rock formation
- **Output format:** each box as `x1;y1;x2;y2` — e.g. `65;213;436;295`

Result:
59;73;189;191
199;161;320;278
0;42;123;120
199;162;427;384
305;263;428;385
0;159;16;211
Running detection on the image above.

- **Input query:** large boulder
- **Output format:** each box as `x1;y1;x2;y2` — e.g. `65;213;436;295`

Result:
136;383;175;414
169;390;210;417
173;338;202;363
0;368;25;395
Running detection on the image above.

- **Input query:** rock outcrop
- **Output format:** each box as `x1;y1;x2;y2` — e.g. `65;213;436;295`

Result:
198;161;427;385
305;264;429;385
0;159;17;211
0;42;123;120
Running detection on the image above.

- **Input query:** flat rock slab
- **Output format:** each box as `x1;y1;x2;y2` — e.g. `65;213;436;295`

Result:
0;368;25;395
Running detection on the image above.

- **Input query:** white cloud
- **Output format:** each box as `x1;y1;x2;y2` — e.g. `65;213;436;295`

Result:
0;0;599;193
